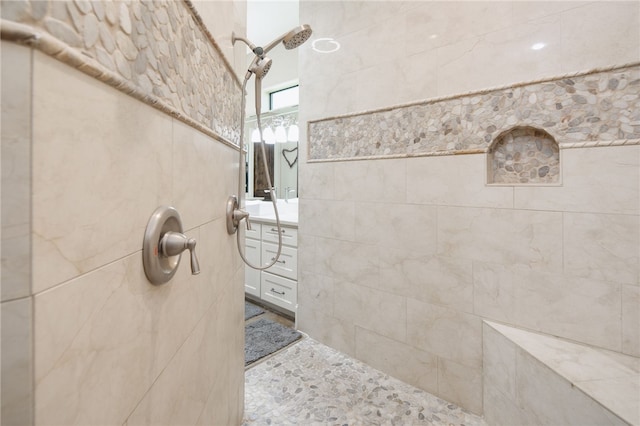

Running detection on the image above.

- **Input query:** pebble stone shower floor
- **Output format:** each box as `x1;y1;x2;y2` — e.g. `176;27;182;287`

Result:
243;337;486;425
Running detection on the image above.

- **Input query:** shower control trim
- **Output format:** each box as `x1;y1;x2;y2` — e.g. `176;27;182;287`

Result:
142;206;200;285
226;195;252;235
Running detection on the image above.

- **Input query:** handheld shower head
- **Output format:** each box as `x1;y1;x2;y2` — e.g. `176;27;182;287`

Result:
244;55;272;81
253;57;272;79
263;24;313;54
252;57;272;116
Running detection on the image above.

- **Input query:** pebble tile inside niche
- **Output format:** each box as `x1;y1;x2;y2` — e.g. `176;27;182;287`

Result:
488;126;560;185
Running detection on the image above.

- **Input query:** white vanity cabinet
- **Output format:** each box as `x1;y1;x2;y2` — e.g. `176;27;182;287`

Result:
244;221;298;314
244;224;261;297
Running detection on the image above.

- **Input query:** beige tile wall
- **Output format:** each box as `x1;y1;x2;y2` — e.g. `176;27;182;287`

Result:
1;41;32;301
1;41;243;425
298;1;640;414
1;40;34;426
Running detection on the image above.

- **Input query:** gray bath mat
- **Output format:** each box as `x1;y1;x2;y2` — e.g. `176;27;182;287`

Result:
245;301;265;321
245;318;302;366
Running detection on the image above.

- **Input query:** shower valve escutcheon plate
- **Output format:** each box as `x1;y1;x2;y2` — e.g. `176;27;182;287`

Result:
143;206;200;285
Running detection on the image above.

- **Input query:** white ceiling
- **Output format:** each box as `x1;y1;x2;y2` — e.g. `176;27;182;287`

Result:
246;1;300;47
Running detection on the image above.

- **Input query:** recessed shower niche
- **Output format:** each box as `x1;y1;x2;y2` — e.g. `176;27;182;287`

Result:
487;126;560;185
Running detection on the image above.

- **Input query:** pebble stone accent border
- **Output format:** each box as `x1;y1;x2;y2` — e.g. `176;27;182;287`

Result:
308;64;640;166
244;337;486;426
1;0;242;147
488;126;560;184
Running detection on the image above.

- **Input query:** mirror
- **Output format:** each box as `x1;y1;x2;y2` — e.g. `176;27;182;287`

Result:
245;106;299;200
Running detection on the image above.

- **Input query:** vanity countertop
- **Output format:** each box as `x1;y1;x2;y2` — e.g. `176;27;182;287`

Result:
245;199;298;227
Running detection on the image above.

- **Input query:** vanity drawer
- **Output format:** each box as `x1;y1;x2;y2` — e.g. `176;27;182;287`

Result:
245;223;261;240
261;272;297;312
262;242;297;281
262;224;298;247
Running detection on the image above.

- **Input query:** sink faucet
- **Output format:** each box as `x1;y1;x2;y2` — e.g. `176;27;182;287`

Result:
285;187;296;203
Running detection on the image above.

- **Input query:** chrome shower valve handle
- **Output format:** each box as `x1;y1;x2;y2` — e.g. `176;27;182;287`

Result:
160;232;200;275
233;209;252;230
142;206;200;285
226;195;252;234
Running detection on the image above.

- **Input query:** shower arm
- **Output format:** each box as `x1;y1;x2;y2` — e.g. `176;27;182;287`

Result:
261;30;292;55
231;32;286;57
231;32;263;56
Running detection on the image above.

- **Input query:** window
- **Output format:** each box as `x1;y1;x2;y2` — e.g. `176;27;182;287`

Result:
269;85;299;110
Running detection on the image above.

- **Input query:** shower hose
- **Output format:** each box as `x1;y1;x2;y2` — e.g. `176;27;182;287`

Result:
235;76;284;270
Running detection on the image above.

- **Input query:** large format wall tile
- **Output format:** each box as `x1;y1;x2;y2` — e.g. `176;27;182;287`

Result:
515;146;640;215
34;243;214;425
333;159;406;203
315;237;379;288
195;266;245;426
560;1;640;72
124;272;243;425
437;206;563;269
1;297;33;426
407;299;482;368
296;307;356;357
354;202;437;254
298;162;335;201
406;154;513;209
564;212;639;286
298;73;360;121
301;199;356;241
34;216;241;425
1;41;32;301
334;281;406;342
378;249;474;313
622;285;640;357
405;1;513;58
474;263;622;351
482;322;528;426
483;381;527;426
437;358;483;415
172;120;238;230
32;52;173;293
355;327;438;396
437;14;563;97
296;233;317;275
483;322;517;399
515;347;627;425
297;272;334;319
394;51;438;106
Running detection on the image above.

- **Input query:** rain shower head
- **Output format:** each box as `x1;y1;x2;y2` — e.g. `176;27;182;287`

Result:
263;24;313;54
232;24;312;57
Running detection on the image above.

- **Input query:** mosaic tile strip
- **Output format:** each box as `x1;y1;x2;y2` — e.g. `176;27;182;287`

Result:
1;0;242;147
244;337;486;426
488;127;560;184
308;64;640;161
